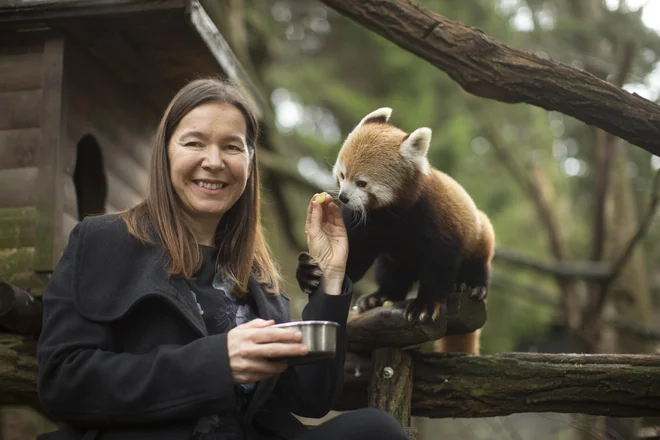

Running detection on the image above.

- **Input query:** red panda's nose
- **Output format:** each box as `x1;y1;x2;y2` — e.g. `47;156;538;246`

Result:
338;192;350;204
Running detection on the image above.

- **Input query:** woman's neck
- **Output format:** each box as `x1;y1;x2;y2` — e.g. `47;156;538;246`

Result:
184;215;219;247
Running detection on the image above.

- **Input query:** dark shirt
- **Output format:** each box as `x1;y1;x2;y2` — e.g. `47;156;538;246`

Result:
188;246;259;440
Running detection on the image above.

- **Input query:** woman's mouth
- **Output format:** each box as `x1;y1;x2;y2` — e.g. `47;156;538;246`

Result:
193;180;227;190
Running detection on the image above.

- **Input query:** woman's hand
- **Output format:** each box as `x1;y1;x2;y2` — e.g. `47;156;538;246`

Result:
304;193;349;295
227;319;308;384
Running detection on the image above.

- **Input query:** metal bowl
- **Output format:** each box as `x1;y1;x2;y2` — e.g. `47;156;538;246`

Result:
271;320;339;366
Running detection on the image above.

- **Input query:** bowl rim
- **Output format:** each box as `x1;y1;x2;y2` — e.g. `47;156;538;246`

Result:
272;320;340;328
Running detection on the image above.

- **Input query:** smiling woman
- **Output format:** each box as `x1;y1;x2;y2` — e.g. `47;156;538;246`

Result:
35;77;408;440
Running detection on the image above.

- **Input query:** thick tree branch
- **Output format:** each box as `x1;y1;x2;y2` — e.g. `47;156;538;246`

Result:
337;351;660;418
317;0;660;157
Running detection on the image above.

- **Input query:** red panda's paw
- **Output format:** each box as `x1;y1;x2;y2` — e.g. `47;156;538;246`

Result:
295;252;323;295
403;298;446;324
470;286;488;301
356;292;390;313
454;283;488;302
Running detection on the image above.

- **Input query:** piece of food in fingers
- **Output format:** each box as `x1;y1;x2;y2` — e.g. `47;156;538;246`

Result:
315;193;327;204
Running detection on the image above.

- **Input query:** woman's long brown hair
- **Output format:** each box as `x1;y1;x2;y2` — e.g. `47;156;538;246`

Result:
121;78;280;296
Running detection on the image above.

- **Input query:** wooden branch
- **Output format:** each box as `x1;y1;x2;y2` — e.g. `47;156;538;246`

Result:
337;352;660;418
317;0;660;157
494;248;611;280
346;293;486;352
0;333;41;411
0;281;42;337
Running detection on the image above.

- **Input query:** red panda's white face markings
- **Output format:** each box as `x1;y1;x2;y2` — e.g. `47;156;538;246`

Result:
333;107;433;211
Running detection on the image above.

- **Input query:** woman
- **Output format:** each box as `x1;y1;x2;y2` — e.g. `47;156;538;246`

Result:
37;78;408;440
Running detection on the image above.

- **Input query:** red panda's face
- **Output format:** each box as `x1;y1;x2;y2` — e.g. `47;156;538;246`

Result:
332;108;432;211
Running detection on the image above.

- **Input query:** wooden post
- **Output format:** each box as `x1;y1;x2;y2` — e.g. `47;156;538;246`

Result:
368;347;417;440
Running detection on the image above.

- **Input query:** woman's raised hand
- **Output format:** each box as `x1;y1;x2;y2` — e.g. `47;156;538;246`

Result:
304;193;349;295
227;319;308;384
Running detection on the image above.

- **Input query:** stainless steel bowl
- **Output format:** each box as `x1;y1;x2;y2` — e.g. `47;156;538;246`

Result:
272;320;339;366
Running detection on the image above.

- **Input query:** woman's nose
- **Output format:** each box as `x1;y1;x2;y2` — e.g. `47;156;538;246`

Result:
202;147;225;170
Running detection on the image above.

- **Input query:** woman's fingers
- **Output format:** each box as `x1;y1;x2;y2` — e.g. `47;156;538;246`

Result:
252;341;309;359
249;327;303;344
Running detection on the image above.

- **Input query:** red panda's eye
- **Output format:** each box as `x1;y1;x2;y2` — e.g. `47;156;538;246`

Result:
339;172;344;180
356;180;367;188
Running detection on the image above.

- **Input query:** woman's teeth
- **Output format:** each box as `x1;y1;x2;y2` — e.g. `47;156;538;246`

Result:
196;181;226;190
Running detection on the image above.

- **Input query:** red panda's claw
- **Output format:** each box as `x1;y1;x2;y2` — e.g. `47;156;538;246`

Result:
470;286;488;301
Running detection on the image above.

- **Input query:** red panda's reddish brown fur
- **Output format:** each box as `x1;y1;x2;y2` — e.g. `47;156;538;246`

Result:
333;107;495;355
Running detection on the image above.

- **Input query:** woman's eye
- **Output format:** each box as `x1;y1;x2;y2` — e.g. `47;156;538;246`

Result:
356;180;367;188
185;141;202;147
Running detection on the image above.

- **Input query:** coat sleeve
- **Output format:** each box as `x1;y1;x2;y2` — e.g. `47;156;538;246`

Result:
37;221;240;428
271;277;353;418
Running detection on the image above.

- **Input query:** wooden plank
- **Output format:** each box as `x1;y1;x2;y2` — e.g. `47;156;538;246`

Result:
63;41;156;168
102;142;149;196
0;90;42;130
0;51;43;92
0;128;39;170
0;168;38;208
105;170;143;211
0;207;37;249
33;37;64;273
0;0;183;22
186;0;265;117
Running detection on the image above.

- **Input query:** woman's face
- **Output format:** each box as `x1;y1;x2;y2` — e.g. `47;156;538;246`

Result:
168;102;251;225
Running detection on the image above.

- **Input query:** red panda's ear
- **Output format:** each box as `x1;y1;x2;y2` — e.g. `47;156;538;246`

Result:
401;127;432;173
357;107;392;128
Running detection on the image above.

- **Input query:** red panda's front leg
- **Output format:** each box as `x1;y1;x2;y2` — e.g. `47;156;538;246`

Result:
355;255;415;313
404;252;462;324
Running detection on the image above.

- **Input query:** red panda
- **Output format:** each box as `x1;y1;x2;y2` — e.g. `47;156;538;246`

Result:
331;107;495;354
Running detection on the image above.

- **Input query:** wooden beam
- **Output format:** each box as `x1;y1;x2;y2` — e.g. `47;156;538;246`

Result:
33;37;64;273
185;0;266;117
0;90;42;130
0;0;183;22
347;293;486;352
317;0;660;157
0;51;43;93
0;167;38;208
0;334;42;412
0;128;39;170
338;352;660;418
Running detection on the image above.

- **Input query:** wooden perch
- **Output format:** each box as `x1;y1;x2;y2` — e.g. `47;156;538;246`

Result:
318;0;660;157
347;292;486;352
337;351;660;418
0;333;41;411
0;281;42;337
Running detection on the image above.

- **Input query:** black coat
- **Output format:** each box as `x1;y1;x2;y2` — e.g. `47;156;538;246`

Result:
37;214;353;440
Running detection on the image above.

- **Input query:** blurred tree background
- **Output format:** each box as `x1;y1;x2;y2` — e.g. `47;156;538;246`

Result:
203;0;660;438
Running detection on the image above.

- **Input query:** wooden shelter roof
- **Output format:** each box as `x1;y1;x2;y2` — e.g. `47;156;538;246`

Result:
0;0;264;114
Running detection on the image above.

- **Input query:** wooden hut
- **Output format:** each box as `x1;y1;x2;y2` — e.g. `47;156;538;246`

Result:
0;0;263;295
